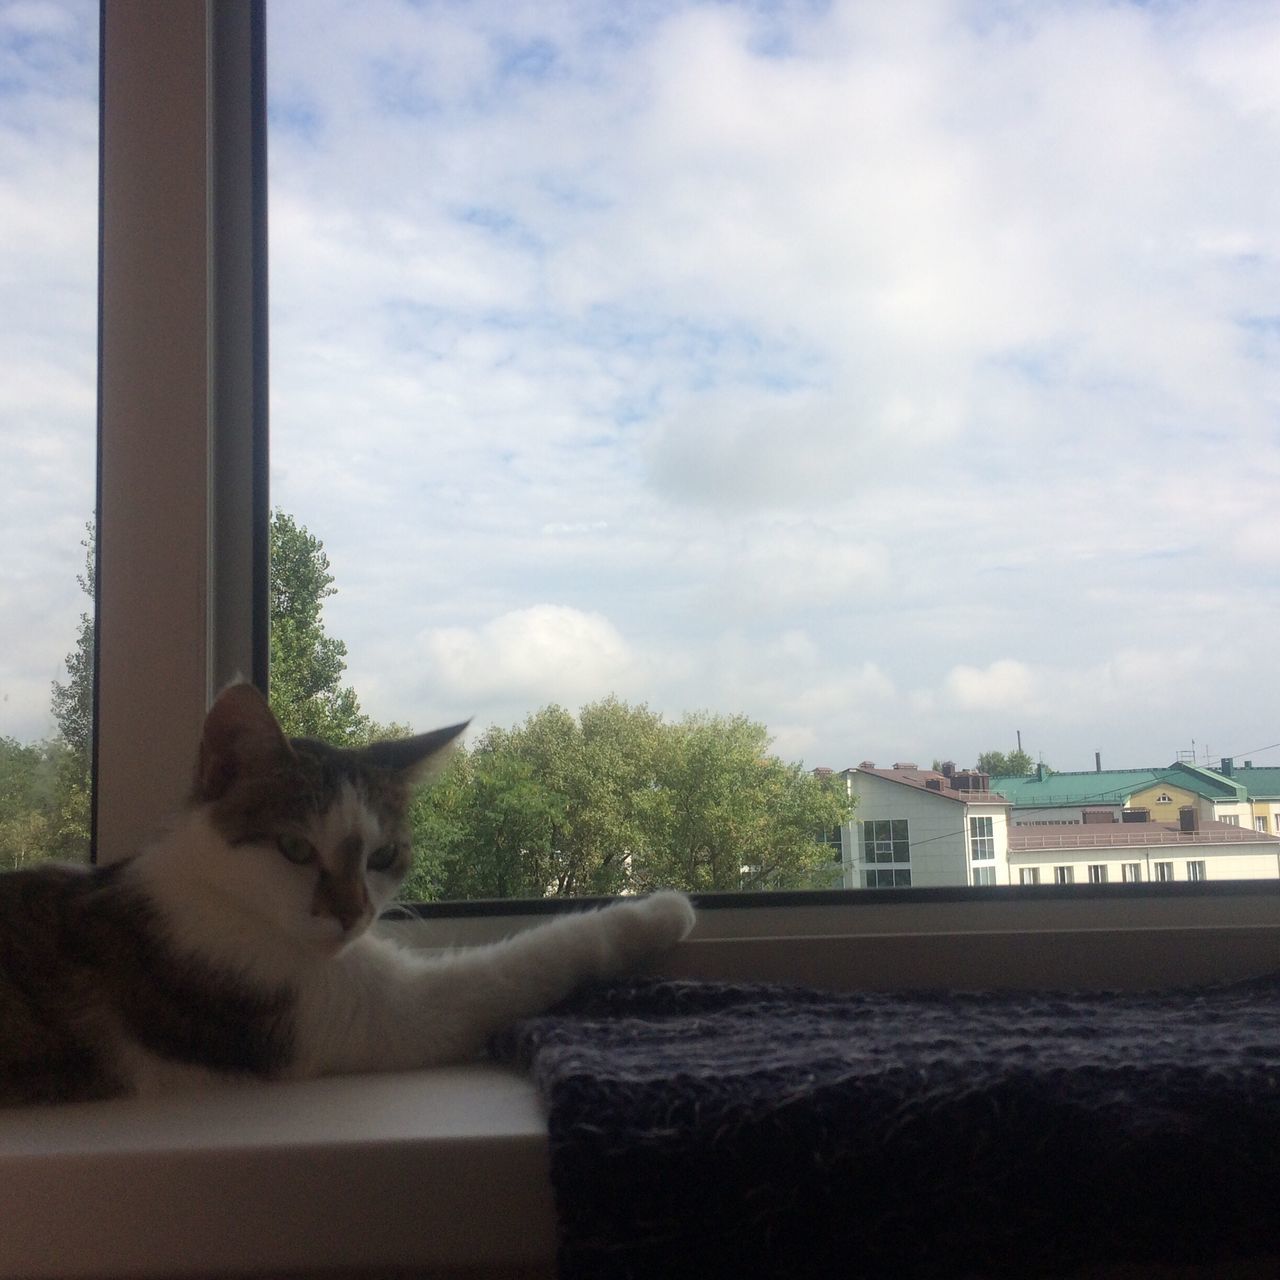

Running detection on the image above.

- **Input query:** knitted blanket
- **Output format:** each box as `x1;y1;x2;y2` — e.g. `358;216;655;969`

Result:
495;974;1280;1280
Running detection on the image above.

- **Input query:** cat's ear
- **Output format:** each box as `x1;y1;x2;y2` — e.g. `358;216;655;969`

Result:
195;682;294;801
360;722;470;787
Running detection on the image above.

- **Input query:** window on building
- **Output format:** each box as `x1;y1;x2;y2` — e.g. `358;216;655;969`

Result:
1087;864;1108;884
864;868;912;889
1155;793;1174;804
1221;816;1240;827
968;816;995;862
863;819;910;865
1018;868;1041;885
1054;866;1075;885
1256;817;1268;833
1186;860;1206;882
1122;863;1142;883
972;866;996;887
1154;861;1175;882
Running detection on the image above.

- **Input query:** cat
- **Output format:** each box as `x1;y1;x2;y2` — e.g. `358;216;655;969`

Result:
0;682;695;1106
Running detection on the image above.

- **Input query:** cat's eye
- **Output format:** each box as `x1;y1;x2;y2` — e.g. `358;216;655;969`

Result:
277;834;318;865
366;843;399;873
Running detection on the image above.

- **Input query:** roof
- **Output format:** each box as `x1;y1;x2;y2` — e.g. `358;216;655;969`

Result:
1233;766;1280;799
991;762;1248;808
850;765;1010;807
1008;819;1280;853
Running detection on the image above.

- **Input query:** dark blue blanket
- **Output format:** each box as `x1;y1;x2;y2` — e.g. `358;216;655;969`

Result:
496;974;1280;1279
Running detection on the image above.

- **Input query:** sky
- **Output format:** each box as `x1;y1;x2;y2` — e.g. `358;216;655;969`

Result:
2;0;1279;775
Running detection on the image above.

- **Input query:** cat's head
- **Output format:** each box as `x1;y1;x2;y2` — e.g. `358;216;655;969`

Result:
188;682;466;952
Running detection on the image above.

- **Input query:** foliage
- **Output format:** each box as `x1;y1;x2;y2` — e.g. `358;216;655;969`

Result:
976;748;1041;777
268;509;378;743
405;699;853;901
49;522;95;763
0;737;90;870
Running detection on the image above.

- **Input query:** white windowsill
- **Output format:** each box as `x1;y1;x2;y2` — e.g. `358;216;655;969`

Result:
0;1063;556;1280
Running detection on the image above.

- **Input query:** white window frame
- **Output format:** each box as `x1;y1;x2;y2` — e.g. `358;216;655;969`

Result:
968;815;995;861
54;7;1280;1279
1122;862;1142;883
1187;860;1207;882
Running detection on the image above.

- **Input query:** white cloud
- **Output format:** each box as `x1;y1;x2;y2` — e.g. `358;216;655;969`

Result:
945;660;1038;712
419;605;639;708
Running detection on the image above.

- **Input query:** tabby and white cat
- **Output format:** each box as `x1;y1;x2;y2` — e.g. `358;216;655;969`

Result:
0;683;695;1106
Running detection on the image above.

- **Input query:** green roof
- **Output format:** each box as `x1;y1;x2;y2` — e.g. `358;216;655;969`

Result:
990;762;1248;807
1234;766;1280;799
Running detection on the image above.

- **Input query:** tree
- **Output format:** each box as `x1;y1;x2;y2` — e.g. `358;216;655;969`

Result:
407;699;853;900
976;748;1039;777
268;509;379;743
50;522;95;763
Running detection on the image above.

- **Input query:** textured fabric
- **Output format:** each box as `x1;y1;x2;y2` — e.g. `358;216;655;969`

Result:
495;974;1280;1280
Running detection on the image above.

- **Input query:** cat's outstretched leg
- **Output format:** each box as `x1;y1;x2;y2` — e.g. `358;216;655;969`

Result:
301;892;695;1076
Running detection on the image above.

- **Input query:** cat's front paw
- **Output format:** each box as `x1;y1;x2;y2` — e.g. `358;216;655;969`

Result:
604;890;696;971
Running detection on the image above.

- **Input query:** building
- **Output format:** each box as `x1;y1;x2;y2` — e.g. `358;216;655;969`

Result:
1007;818;1280;885
990;761;1253;828
837;762;1012;889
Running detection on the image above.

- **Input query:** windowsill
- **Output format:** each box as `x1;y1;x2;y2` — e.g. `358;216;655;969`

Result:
0;1063;556;1279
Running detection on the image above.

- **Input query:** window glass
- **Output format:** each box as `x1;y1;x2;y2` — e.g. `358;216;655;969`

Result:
0;1;98;867
267;2;1280;901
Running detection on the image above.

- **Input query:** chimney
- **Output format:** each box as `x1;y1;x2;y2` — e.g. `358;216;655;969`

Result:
1220;757;1234;777
892;762;918;771
941;761;956;778
858;760;876;769
1036;762;1045;782
1095;752;1102;773
1179;806;1198;834
925;778;943;791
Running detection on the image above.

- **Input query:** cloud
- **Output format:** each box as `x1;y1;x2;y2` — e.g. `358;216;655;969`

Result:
945;660;1038;712
419;604;639;707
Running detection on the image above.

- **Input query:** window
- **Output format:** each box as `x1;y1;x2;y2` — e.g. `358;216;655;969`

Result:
968;816;995;861
1256;817;1268;833
1122;863;1142;883
1054;866;1075;886
258;1;1280;905
1155;793;1174;805
1018;868;1041;885
1187;861;1206;882
864;868;912;889
1221;816;1240;827
0;1;98;869
972;866;996;887
1154;862;1175;883
863;819;910;865
1088;865;1108;885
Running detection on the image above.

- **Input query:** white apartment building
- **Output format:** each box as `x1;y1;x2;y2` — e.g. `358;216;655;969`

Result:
837;763;1012;889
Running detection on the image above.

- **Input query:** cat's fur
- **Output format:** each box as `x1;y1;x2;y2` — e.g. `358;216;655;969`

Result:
0;683;695;1106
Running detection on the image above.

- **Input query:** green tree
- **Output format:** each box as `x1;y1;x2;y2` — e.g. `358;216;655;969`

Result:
407;699;853;900
268;509;379;743
976;748;1038;777
50;522;95;763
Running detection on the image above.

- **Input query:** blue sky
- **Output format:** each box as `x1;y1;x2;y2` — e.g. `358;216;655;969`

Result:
3;0;1279;774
